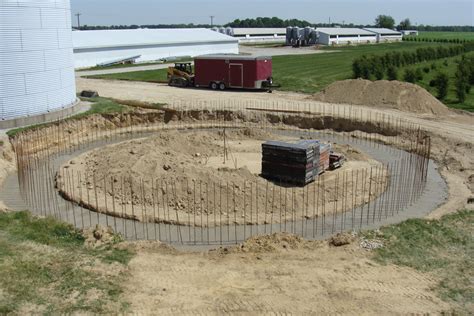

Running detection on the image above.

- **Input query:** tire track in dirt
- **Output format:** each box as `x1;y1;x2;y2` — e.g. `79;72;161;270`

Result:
124;243;450;314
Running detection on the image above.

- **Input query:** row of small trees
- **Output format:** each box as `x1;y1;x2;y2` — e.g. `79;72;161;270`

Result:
354;54;474;102
403;37;472;44
454;55;474;102
352;45;468;80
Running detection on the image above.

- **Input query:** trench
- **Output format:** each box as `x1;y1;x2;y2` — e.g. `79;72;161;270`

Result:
0;126;448;251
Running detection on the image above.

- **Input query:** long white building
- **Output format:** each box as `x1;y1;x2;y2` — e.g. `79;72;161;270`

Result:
363;28;403;42
232;28;286;43
316;28;377;45
73;29;239;69
0;0;76;121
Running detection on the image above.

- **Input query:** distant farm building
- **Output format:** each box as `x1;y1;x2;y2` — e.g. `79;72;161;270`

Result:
401;30;419;36
232;28;286;43
212;27;286;43
316;28;377;45
72;28;239;69
363;28;403;42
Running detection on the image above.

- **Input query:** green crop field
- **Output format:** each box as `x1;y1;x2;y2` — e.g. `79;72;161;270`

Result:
418;31;474;41
88;42;473;110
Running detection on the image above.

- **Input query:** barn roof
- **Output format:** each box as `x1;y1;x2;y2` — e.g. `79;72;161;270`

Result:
232;28;287;36
363;28;402;35
316;28;375;36
72;28;238;50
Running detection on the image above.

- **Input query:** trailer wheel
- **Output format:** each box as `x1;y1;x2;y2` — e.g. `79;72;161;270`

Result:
210;82;218;90
218;82;226;90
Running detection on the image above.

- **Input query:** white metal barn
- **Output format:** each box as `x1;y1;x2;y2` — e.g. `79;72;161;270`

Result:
363;28;403;43
231;28;286;43
73;29;239;69
0;0;76;121
316;28;377;45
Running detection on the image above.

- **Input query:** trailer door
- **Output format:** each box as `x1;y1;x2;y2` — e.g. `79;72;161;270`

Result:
229;64;243;88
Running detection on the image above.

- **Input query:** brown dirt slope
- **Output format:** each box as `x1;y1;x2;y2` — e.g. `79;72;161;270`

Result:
312;79;450;115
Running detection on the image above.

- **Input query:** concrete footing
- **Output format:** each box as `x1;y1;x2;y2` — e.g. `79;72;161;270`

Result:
0;99;88;130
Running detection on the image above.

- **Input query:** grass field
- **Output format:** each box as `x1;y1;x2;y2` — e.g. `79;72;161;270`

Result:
0;211;133;314
272;42;447;93
418;31;474;41
365;209;473;313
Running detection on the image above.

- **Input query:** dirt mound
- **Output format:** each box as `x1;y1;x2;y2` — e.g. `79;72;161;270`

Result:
57;130;386;226
329;232;356;247
312;79;450;115
222;233;309;253
83;225;116;248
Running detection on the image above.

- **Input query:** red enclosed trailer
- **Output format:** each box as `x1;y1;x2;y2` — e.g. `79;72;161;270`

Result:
193;54;273;90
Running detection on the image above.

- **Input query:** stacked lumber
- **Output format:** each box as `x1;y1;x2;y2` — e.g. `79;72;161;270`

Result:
261;140;321;185
319;143;331;173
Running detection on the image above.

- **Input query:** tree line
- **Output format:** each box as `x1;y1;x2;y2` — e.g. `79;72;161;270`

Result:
352;46;474;102
75;15;474;32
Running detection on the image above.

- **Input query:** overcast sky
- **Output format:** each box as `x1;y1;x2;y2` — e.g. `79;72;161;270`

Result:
71;0;473;27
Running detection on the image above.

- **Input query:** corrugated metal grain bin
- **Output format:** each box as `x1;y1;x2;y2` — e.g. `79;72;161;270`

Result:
194;55;273;90
0;0;76;121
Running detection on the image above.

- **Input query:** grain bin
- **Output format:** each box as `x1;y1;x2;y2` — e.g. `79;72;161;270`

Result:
0;0;76;121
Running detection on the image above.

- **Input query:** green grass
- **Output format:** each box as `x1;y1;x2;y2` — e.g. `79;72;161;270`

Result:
364;209;473;312
418;31;474;41
0;211;134;314
396;52;474;111
272;42;452;93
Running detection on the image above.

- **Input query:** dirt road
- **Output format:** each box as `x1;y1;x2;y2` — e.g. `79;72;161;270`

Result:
76;78;474;143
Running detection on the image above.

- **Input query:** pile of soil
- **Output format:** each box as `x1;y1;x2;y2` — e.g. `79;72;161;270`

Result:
312;79;450;115
57;129;387;226
222;232;310;253
83;225;116;248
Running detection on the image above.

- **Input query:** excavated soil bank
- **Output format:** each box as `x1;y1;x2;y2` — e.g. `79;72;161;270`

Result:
312;79;450;115
57;129;388;226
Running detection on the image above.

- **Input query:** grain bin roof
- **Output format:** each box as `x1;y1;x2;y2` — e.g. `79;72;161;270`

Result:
73;28;238;50
316;28;375;36
363;28;402;35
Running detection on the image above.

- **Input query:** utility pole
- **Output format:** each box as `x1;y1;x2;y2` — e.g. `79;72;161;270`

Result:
75;13;82;30
210;15;215;27
329;17;331;25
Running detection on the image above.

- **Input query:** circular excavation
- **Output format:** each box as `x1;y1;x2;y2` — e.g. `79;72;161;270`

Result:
57;128;388;227
8;103;442;246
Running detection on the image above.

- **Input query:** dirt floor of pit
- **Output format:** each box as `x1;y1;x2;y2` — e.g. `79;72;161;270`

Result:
122;235;450;314
57;129;386;226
